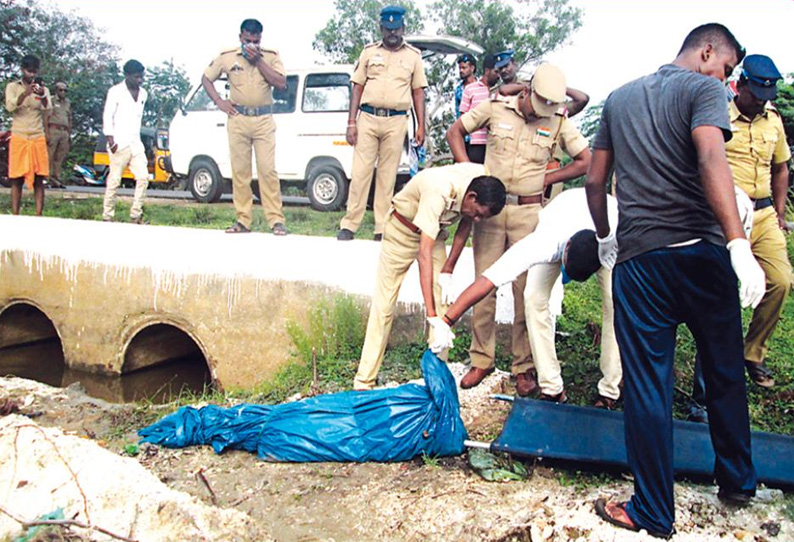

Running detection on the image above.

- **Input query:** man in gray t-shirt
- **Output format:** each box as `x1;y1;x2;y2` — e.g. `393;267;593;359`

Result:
585;24;766;538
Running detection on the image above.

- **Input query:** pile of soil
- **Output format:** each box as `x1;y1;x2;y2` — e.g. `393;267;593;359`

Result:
0;371;790;542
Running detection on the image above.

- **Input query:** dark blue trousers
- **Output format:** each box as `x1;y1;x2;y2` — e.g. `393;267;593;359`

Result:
613;242;756;535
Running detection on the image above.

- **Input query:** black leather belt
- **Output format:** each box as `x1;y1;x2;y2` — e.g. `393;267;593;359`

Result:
751;197;773;211
360;104;407;117
505;193;543;205
234;104;272;116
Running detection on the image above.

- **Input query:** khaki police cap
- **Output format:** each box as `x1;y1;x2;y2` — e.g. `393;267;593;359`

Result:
530;64;567;118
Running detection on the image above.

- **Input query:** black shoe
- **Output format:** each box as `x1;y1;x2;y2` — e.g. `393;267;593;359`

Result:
687;404;708;424
373;233;383;241
717;488;753;506
745;360;775;388
337;228;354;241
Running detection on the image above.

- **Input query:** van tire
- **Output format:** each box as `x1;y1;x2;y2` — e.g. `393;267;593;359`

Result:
307;165;347;212
189;158;223;203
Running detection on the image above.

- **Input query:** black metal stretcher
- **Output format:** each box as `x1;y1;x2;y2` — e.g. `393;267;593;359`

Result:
482;398;794;490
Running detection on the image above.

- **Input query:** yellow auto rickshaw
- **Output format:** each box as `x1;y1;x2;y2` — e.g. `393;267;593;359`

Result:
92;127;172;186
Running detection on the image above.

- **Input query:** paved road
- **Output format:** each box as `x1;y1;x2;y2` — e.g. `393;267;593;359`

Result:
58;185;311;206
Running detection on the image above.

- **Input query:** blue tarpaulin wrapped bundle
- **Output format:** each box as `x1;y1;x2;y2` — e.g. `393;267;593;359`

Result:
138;350;468;462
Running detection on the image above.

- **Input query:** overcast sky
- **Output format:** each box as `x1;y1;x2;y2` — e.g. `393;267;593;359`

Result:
53;0;794;104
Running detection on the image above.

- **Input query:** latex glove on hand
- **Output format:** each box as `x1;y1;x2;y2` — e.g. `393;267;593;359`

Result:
734;186;754;238
596;230;618;270
438;273;455;305
427;317;455;354
727;238;765;309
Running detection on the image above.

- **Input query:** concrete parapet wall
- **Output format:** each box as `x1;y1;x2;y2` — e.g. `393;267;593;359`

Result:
0;216;516;389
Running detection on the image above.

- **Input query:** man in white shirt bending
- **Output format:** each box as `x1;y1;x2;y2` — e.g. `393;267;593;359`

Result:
435;188;621;406
102;59;148;224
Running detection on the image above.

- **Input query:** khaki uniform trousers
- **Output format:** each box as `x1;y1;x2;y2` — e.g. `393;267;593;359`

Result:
525;262;622;399
47;129;69;180
102;146;148;220
227;114;284;229
470;204;540;374
354;216;448;390
341;113;408;235
745;206;793;362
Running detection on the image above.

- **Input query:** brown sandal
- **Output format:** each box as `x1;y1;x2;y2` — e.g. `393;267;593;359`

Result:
594;498;673;539
594;395;618;410
225;222;250;234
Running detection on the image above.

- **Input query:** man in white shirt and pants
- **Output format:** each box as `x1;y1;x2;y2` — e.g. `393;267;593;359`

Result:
435;188;621;405
102;59;148;224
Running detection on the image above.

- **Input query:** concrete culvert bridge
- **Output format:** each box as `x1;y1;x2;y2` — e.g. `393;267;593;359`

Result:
0;215;519;399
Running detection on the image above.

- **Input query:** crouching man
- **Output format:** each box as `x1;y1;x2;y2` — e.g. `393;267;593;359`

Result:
434;188;621;405
354;163;506;390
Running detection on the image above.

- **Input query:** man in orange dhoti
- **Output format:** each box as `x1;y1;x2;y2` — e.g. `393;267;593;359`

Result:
4;54;51;215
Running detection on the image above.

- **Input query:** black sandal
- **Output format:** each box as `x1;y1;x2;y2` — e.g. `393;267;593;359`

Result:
745;360;775;388
594;395;618;410
272;222;288;236
225;222;250;234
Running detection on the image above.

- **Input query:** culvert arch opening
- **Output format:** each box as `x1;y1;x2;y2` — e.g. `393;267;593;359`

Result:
117;323;213;403
0;303;65;386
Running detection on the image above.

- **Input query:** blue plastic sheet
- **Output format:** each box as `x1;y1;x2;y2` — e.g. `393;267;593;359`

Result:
138;350;468;462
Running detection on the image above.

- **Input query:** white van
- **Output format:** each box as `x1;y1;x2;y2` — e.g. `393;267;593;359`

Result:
167;36;483;211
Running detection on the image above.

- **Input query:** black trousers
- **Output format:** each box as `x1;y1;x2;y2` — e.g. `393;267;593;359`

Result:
613;241;756;535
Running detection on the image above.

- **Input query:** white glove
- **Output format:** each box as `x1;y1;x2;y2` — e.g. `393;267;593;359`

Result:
596;230;618;270
727;238;765;309
427;316;455;354
438;273;455;305
733;186;754;239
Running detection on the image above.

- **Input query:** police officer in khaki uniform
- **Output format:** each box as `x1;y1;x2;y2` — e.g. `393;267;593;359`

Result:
202;18;288;235
725;55;792;388
447;64;591;395
337;5;428;242
353;162;506;390
46;82;70;188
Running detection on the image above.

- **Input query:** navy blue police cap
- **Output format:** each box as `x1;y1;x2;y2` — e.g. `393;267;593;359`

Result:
494;50;515;69
458;53;475;65
742;54;782;101
380;5;406;30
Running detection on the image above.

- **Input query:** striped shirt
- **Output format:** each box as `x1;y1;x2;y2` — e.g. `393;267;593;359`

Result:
460;80;489;145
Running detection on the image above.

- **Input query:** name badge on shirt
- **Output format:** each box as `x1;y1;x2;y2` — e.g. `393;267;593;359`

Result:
496;123;514;131
370;55;385;66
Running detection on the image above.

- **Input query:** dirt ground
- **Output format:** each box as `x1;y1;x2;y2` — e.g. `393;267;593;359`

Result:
0;368;791;542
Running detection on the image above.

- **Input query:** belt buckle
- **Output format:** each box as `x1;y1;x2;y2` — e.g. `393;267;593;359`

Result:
375;108;387;117
505;194;519;205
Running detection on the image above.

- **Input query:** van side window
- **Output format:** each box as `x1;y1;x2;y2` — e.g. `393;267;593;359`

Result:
302;73;350;113
273;75;299;114
185;79;230;112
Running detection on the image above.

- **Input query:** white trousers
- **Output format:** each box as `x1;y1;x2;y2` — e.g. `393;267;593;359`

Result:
102;145;149;220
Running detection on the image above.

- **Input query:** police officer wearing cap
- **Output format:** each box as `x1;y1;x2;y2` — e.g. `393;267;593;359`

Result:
446;63;591;396
202;18;288;235
337;5;428;241
725;54;792;388
493;49;519;86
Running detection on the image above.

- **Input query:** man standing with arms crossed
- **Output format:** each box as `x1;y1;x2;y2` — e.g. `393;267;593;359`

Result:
102;60;148;224
203;18;288;235
46;81;71;189
4;54;51;216
726;55;792;388
586;24;764;537
337;5;427;242
447;64;591;396
458;54;498;165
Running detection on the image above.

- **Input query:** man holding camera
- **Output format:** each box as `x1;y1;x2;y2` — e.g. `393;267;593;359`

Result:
4;54;51;216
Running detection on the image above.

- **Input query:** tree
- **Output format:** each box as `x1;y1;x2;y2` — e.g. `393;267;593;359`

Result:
313;0;424;65
142;60;192;128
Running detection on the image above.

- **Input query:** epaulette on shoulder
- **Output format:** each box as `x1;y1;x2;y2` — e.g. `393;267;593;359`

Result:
259;46;279;55
554;106;568;117
404;42;421;54
363;42;380;50
219;46;240;55
766;103;782;117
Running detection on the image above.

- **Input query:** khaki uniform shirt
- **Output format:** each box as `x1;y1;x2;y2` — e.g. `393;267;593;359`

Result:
204;46;285;107
4;80;52;138
352;41;428;111
726;100;792;199
392;162;486;240
49;96;71;128
460;96;588;195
